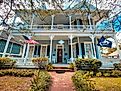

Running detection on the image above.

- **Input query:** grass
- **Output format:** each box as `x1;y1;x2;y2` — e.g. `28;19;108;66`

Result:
0;76;32;91
91;77;121;91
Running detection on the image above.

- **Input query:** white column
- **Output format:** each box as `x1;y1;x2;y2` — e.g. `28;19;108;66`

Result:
69;15;72;29
51;15;54;30
88;14;92;30
69;35;74;62
114;35;121;59
2;34;12;57
49;0;52;7
32;45;35;58
30;13;34;29
90;35;96;58
22;44;27;59
77;37;81;58
24;43;30;65
49;35;54;63
9;43;13;56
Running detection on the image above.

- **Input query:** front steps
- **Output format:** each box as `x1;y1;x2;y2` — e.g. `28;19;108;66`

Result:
50;64;74;72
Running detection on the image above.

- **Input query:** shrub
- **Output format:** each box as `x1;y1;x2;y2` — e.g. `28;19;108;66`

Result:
75;58;102;71
0;57;16;68
46;63;53;70
30;70;51;91
103;73;111;77
113;63;121;70
0;69;34;77
111;70;121;77
32;57;48;69
72;71;95;91
96;72;102;77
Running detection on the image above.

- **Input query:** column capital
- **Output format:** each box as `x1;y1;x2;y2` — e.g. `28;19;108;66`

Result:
68;35;74;39
49;35;54;40
51;15;55;17
89;35;95;40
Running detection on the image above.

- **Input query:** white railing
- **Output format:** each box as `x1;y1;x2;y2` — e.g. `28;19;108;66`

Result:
13;24;113;32
29;25;95;30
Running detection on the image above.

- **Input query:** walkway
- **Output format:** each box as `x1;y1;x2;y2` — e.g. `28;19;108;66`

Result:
49;72;75;91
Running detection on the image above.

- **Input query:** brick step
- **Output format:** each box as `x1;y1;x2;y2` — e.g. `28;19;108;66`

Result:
53;66;70;69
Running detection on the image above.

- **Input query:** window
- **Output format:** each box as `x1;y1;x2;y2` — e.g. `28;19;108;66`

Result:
84;43;93;58
40;45;47;57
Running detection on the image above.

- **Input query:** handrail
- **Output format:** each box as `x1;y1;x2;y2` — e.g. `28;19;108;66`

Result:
13;24;113;32
26;25;95;30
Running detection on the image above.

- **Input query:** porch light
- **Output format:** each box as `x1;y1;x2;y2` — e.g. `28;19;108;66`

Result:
58;40;64;44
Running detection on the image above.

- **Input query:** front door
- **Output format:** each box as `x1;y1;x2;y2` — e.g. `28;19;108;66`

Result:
57;46;63;63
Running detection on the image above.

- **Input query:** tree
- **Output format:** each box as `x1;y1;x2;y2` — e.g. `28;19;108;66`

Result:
0;0;121;31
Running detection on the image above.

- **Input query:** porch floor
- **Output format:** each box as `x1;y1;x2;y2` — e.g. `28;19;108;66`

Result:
53;64;69;67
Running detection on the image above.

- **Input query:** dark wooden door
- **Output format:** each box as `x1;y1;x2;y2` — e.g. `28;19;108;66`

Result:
57;49;63;63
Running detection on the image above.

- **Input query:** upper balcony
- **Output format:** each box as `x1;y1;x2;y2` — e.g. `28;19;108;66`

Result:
12;24;114;33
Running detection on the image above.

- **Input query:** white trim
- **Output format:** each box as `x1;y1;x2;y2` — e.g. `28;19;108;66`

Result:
56;44;64;63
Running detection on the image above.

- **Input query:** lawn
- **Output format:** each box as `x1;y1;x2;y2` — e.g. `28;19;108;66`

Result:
0;76;32;91
92;77;121;91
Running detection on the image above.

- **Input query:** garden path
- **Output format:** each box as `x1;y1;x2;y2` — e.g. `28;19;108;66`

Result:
49;72;75;91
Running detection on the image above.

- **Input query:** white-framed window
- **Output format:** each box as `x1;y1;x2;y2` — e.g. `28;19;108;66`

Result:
40;45;47;57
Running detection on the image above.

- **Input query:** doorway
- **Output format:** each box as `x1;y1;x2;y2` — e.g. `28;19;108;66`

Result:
56;45;64;63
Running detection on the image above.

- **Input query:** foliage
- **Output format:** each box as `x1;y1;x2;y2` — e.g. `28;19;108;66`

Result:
103;73;111;77
111;70;121;77
72;71;96;91
46;63;53;70
68;63;75;70
0;57;16;68
0;69;34;77
96;72;102;77
32;57;48;69
75;58;102;71
94;70;121;77
113;63;121;70
29;70;51;91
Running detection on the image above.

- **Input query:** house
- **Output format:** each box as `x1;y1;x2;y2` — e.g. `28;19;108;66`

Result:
0;1;115;67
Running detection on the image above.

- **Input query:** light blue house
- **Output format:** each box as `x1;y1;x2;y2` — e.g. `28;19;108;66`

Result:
0;1;115;67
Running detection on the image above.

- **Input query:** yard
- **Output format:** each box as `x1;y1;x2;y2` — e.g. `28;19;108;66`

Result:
92;77;121;91
0;76;32;91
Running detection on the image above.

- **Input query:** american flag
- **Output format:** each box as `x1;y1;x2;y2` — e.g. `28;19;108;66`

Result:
23;35;39;44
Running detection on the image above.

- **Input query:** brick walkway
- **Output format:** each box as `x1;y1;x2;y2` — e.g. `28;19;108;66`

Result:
49;72;75;91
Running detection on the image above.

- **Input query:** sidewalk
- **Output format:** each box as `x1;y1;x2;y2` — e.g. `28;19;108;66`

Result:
49;72;75;91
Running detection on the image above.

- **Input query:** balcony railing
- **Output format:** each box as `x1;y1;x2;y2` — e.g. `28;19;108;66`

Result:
28;25;94;30
13;25;113;32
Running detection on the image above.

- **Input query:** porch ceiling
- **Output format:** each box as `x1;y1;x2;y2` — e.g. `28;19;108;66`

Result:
32;36;69;40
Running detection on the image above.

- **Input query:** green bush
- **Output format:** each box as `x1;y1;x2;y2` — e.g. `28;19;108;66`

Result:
0;69;34;77
75;58;102;71
30;70;51;91
46;63;53;70
96;72;102;77
32;57;48;69
111;70;121;77
113;63;121;70
72;71;95;91
103;73;111;77
0;57;16;68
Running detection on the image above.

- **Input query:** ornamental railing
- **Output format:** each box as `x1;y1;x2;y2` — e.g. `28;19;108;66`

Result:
13;24;113;32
